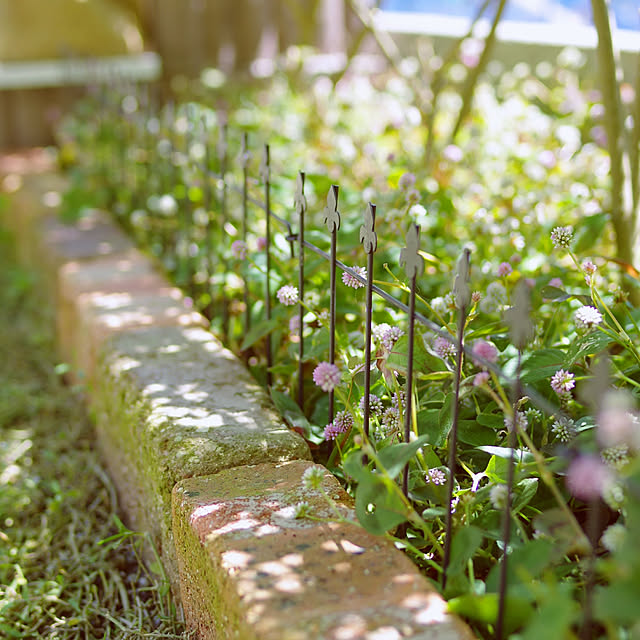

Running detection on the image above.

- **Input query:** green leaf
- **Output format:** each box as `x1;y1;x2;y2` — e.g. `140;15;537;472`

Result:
343;449;369;483
385;334;447;378
447;525;483;578
447;593;533;635
540;285;571;301
417;408;450;447
482;450;532;484
512;477;538;514
269;389;311;436
520;349;566;384
486;538;554;592
573;212;609;252
564;331;613;366
458;420;495;446
376;435;430;479
354;472;408;536
594;578;640;626
519;584;579;640
476;412;506;429
479;446;532;461
241;317;281;350
421;507;447;519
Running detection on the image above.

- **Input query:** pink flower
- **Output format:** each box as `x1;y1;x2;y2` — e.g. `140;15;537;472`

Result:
231;240;247;260
550;369;575;396
342;266;366;289
289;315;301;336
549;277;563;289
566;455;612;501
324;422;343;440
497;262;512;277
472;340;499;367
443;144;463;162
405;188;420;205
276;285;299;306
597;391;640;450
398;172;416;190
373;324;404;353
312;362;341;392
256;236;267;251
433;336;456;359
582;260;597;285
323;411;353;440
473;371;490;387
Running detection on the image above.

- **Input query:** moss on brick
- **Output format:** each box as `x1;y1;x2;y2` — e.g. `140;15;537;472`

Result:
172;485;257;640
90;324;310;597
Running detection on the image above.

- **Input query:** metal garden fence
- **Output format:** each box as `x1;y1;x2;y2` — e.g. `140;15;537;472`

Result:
78;83;598;640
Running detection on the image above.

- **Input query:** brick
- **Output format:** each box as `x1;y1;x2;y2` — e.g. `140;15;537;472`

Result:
92;325;311;594
74;287;207;385
41;209;133;271
173;460;475;640
56;251;177;376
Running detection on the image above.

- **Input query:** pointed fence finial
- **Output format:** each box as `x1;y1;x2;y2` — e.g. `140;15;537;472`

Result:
400;224;423;279
454;247;472;310
360;202;377;254
323;185;341;233
294;171;307;216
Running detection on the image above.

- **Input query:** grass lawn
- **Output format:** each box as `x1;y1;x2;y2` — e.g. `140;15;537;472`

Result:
0;219;188;639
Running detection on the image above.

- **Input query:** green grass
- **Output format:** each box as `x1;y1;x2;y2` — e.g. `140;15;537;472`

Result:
0;226;189;639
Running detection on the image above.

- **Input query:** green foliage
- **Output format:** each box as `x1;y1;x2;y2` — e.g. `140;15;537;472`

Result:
53;39;640;639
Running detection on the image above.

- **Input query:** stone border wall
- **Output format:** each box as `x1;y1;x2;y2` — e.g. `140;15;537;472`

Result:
2;168;475;640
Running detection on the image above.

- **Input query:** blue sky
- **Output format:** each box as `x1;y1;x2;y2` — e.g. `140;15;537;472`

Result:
380;1;640;30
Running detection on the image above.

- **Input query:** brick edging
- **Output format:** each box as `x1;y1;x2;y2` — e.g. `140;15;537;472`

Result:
3;169;475;640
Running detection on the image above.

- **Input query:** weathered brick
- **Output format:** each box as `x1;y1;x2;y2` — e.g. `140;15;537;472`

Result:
92;325;311;594
173;461;475;640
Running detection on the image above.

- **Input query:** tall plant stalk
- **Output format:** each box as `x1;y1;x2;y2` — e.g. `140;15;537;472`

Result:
591;0;640;301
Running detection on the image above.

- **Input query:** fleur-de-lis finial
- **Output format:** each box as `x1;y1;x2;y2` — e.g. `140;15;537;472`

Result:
240;132;251;169
259;144;270;183
323;185;341;233
359;202;377;254
453;247;472;310
400;224;424;279
294;172;307;216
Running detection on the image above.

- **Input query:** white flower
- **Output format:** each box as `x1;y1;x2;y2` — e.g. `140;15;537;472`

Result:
302;466;325;491
550;225;573;249
490;484;508;509
601;523;626;553
294;501;312;519
575;305;603;330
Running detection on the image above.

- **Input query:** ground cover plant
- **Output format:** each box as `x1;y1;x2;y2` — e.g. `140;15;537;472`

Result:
54;25;640;640
0;218;188;639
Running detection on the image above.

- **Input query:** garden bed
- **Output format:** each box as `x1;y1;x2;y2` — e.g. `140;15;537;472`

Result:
1;157;475;639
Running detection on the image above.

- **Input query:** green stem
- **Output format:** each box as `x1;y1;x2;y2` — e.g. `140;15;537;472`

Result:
516;427;590;550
